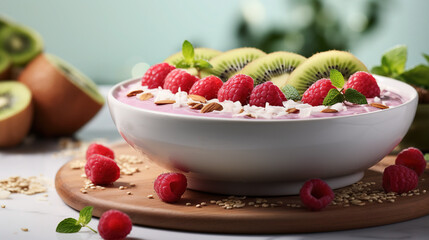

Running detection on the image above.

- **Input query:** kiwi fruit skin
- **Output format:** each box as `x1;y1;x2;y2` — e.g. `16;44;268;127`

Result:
288;50;369;95
0;51;12;80
237;51;306;87
200;47;266;81
18;54;103;137
0;81;33;147
0;23;44;66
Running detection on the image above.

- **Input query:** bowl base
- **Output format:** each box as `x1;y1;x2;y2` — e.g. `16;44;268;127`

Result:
187;171;364;196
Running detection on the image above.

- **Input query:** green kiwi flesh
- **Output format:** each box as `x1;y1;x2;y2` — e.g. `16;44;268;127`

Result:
46;54;104;104
164;48;222;65
201;47;266;81
0;51;11;79
288;50;369;95
238;51;306;87
0;24;43;66
0;81;31;121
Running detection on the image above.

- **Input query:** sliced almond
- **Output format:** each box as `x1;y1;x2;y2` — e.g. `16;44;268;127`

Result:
190;103;204;110
188;94;207;103
155;100;176;105
188;102;199;107
321;108;338;113
370;103;389;109
139;93;153;101
286;108;300;114
245;113;255;118
127;90;144;97
200;102;223;113
239;108;244;113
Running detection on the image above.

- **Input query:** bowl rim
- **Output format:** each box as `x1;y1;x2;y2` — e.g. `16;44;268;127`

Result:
108;75;418;123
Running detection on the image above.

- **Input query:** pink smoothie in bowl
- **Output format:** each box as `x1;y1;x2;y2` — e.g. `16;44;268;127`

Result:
114;77;408;120
108;75;418;196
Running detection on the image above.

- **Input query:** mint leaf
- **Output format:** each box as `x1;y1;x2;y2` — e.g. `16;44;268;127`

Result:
182;40;194;64
371;66;388;76
399;64;429;89
323;88;345;106
78;206;93;226
56;218;82;233
194;59;212;69
174;59;191;69
423;53;429;65
344;88;368;104
381;45;407;77
424;153;429;162
329;69;345;88
281;84;301;101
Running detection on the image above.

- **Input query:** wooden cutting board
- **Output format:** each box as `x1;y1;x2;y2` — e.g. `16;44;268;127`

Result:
55;143;429;234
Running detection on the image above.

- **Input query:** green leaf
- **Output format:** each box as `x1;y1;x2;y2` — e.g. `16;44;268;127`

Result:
194;59;213;69
381;45;407;76
344;88;368;104
399;64;429;89
175;59;191;68
323;88;345;106
182;40;194;63
424;153;429;162
371;66;388;76
423;53;429;65
78;206;93;226
329;69;345;88
56;218;82;233
281;84;301;101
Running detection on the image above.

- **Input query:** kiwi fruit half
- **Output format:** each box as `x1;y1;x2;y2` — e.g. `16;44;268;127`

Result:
0;23;43;66
238;51;306;87
288;50;369;95
200;48;266;81
0;51;11;80
0;81;33;147
19;54;104;137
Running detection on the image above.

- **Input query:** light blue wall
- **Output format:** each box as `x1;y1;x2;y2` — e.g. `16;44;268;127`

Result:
2;0;429;84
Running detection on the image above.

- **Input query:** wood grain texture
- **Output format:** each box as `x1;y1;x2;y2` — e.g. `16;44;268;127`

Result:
55;143;429;234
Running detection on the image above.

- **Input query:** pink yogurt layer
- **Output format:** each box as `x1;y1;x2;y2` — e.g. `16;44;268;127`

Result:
114;80;407;120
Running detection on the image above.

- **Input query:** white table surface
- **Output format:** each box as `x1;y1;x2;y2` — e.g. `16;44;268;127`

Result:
1;86;428;240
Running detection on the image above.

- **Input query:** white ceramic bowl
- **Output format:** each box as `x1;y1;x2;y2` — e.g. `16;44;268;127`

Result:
108;75;418;196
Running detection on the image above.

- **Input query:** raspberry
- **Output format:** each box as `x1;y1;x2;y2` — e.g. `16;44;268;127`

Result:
217;74;254;105
189;75;223;100
85;154;120;185
86;143;115;160
344;71;380;98
249;81;287;107
154;172;187;203
383;165;418;193
301;78;336;106
98;209;132;240
141;63;175;89
395;147;427;177
299;179;335;211
163;69;199;94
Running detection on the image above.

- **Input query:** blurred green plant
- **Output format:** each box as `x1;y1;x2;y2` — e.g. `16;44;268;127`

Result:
236;0;381;57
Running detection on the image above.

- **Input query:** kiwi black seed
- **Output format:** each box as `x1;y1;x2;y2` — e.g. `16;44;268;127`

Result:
0;51;11;80
200;48;266;82
288;50;369;95
238;51;306;87
0;24;43;66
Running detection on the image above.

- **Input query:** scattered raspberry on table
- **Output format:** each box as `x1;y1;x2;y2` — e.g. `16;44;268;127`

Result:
98;209;132;240
383;165;418;194
395;147;427;177
85;154;120;185
299;178;335;211
154;172;187;203
86;143;115;160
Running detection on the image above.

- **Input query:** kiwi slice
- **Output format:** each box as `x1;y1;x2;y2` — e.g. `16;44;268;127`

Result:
238;51;306;87
0;23;43;66
200;48;266;81
19;54;104;137
288;50;369;95
0;51;11;80
0;81;33;147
